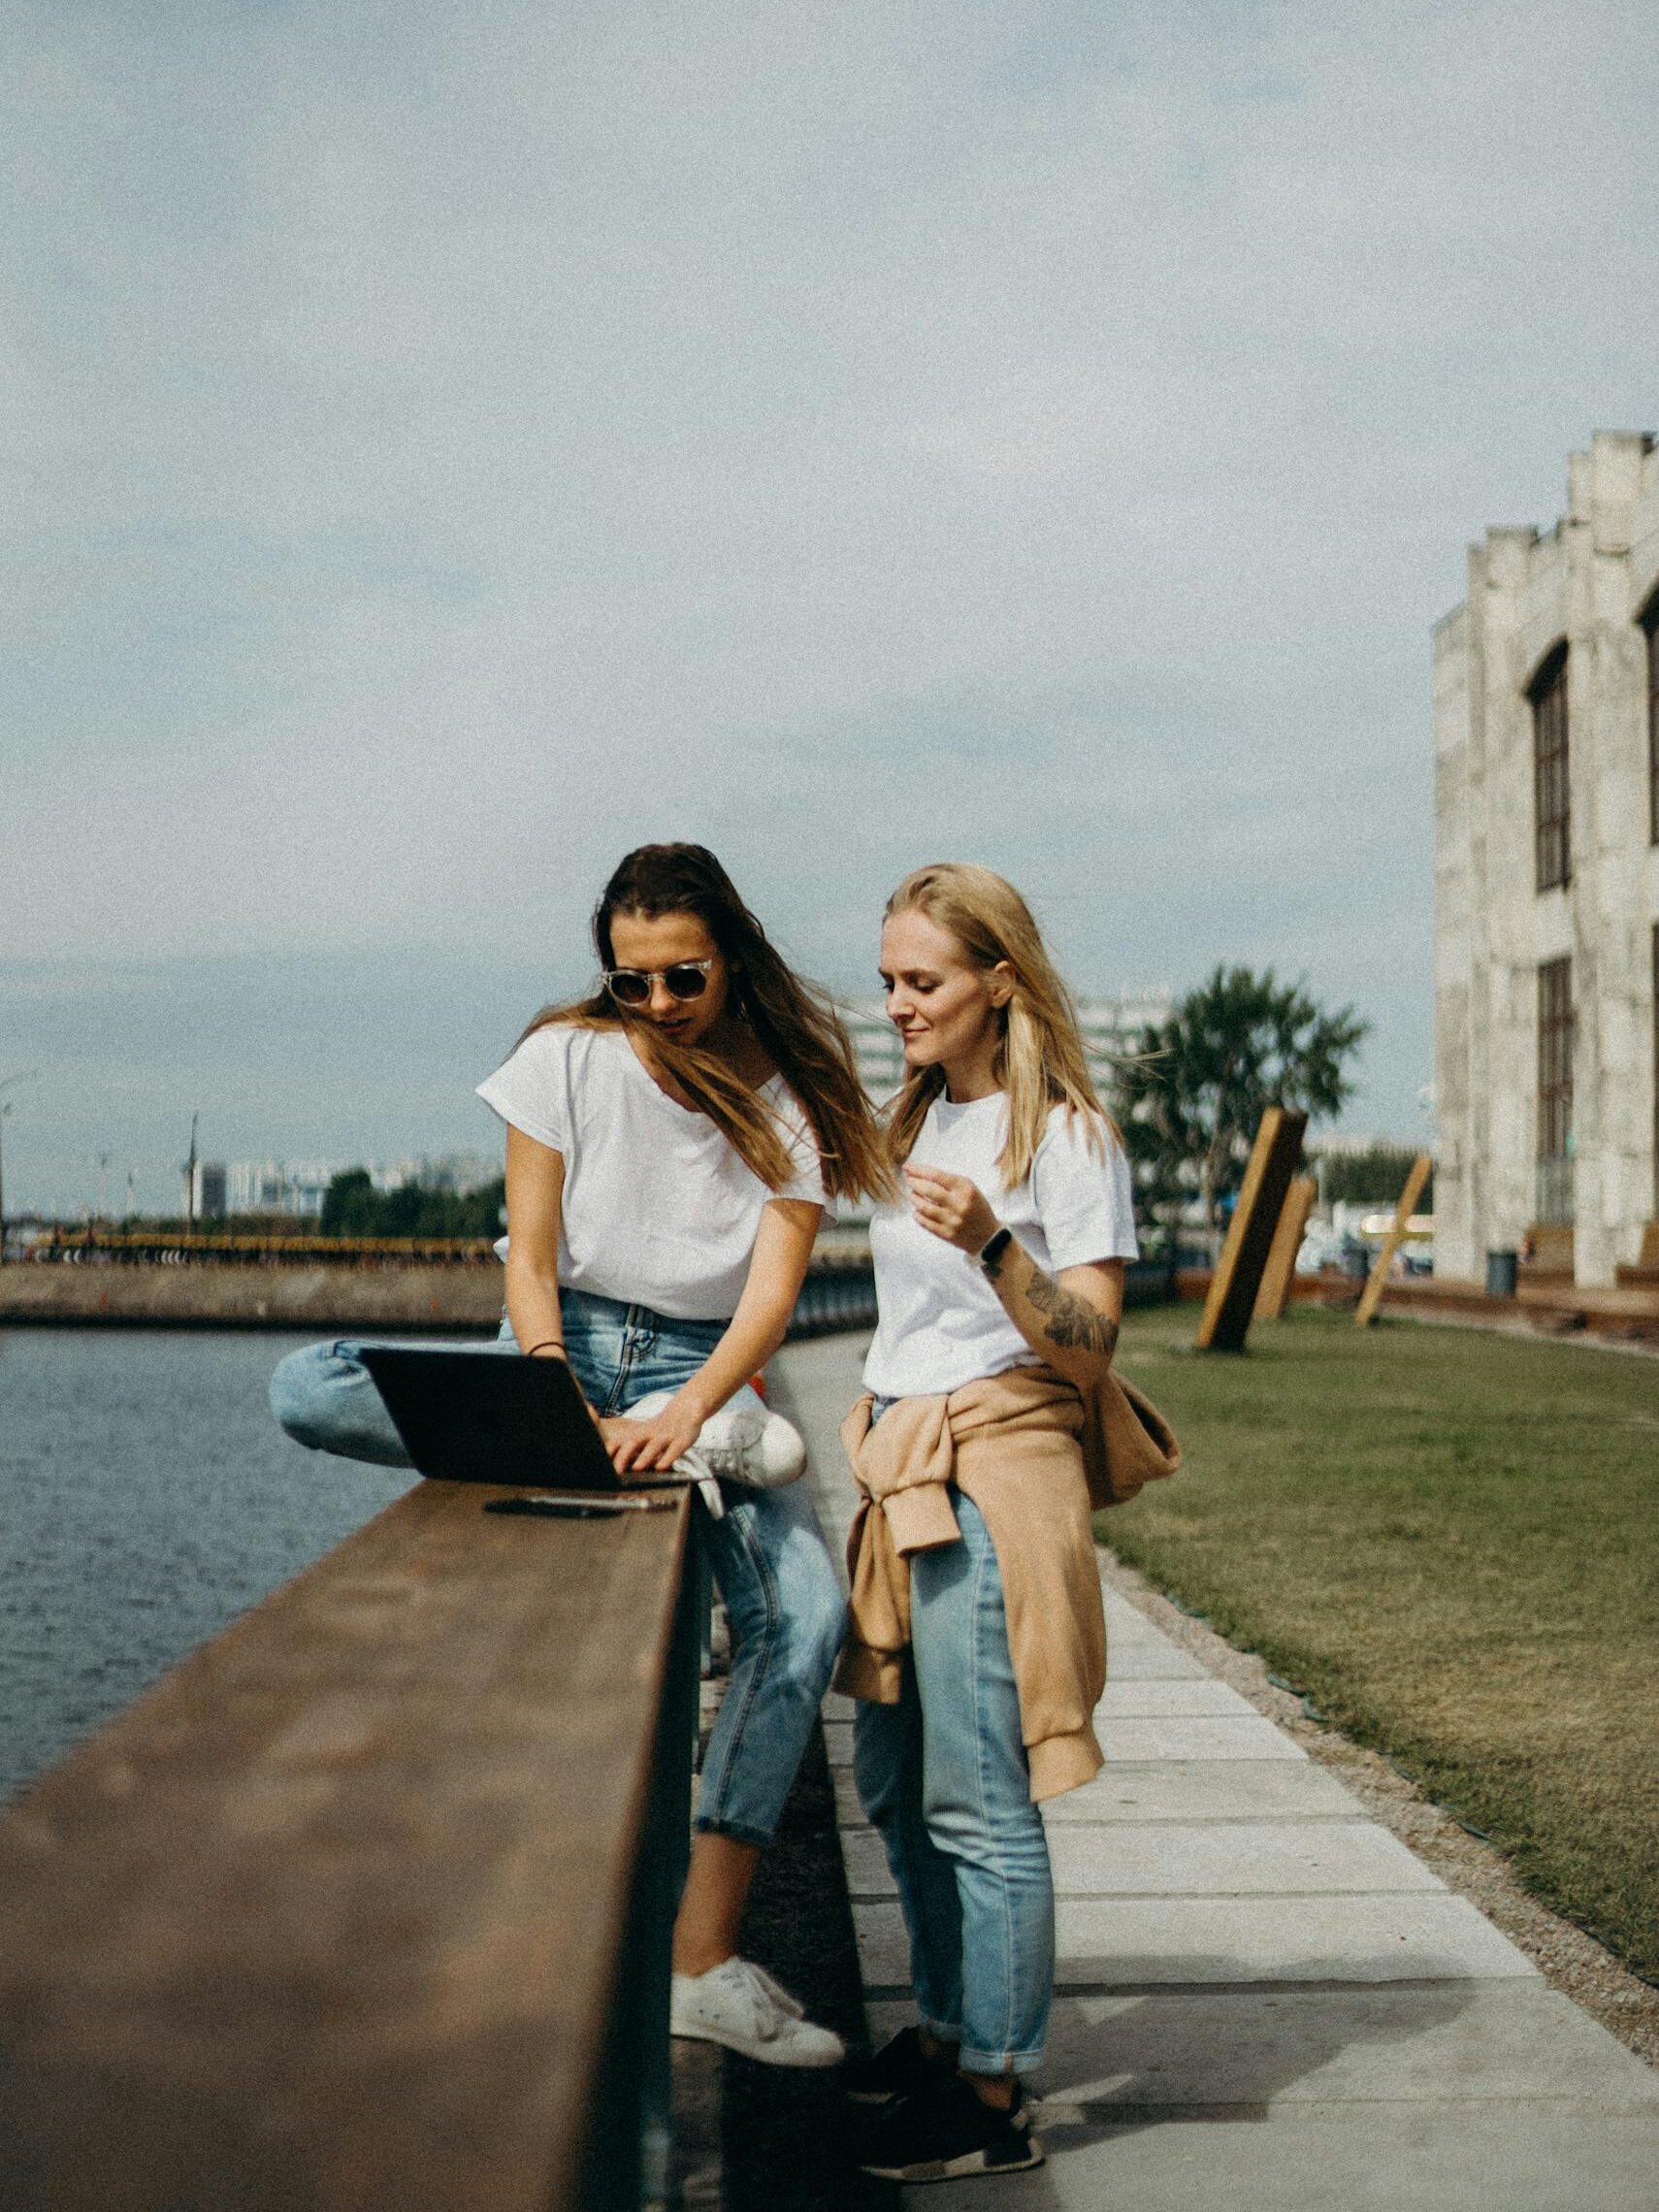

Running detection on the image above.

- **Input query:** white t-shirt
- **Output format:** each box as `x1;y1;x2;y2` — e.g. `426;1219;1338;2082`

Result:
477;1023;826;1321
863;1093;1138;1399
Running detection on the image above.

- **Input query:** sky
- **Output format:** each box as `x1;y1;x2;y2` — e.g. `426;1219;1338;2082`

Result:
3;0;1655;1214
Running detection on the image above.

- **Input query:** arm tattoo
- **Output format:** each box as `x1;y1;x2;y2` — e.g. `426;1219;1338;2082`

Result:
1025;1268;1122;1358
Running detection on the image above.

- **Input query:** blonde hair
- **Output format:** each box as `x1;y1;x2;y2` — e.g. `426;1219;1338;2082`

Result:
520;844;894;1204
884;862;1116;1188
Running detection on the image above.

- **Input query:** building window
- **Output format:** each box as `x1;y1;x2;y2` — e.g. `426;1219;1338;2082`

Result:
1643;594;1659;846
1530;643;1570;892
1537;956;1574;1224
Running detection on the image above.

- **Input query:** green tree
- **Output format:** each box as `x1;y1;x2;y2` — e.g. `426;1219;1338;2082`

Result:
318;1170;506;1240
1112;967;1368;1253
319;1168;378;1238
1311;1144;1433;1210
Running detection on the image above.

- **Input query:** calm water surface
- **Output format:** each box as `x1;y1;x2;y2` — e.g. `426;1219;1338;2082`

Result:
0;1329;410;1801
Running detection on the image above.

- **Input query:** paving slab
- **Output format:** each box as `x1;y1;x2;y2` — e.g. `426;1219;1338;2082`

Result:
834;1757;1368;1832
1094;1639;1211;1680
1097;1714;1309;1761
920;2108;1659;2212
854;1891;1539;1991
824;1711;1309;1770
1038;1761;1367;1826
1096;1678;1264;1717
1102;1593;1180;1645
865;1982;1659;2112
840;1819;1442;1902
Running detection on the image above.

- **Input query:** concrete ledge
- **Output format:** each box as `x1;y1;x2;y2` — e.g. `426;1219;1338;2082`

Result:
0;1261;504;1331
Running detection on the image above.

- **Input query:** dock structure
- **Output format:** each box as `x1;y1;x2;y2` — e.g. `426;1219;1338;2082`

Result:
0;1480;701;2212
770;1332;1659;2211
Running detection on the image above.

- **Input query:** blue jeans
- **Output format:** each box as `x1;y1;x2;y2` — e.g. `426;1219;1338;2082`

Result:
268;1289;846;1845
853;1459;1055;2077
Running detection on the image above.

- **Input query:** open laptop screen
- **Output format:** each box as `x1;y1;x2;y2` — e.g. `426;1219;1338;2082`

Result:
360;1347;620;1488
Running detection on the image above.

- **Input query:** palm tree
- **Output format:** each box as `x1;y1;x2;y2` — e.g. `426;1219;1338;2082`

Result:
1113;967;1367;1255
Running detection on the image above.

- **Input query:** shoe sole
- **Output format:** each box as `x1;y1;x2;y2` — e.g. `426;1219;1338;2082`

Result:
670;2019;845;2068
858;2142;1046;2183
845;2072;956;2105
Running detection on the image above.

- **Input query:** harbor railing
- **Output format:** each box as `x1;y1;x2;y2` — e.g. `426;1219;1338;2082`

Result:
0;1476;704;2211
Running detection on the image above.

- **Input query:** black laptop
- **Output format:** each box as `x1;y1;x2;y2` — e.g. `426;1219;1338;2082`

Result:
360;1347;622;1488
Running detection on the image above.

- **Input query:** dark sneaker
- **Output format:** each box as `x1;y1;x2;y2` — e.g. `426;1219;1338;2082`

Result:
857;2074;1044;2184
843;2024;959;2106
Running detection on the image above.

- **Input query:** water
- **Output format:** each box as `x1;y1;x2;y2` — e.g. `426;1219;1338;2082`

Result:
0;1329;410;1802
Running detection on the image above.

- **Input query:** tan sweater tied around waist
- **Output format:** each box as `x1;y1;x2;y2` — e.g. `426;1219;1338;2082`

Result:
833;1366;1108;1803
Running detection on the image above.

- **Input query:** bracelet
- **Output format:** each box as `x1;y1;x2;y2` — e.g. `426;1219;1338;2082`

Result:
525;1339;567;1358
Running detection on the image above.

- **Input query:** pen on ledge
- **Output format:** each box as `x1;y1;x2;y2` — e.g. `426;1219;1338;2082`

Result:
483;1492;678;1518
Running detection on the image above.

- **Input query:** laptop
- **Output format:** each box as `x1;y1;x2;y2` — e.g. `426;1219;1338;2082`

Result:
360;1346;623;1489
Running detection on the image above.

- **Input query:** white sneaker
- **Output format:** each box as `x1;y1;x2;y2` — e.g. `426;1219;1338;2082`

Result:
688;1401;807;1488
626;1393;807;1490
669;1957;845;2067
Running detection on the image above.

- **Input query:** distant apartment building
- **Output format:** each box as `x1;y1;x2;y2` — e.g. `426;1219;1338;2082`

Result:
1433;430;1659;1287
206;1153;502;1220
224;1161;342;1220
840;992;1171;1109
373;1153;501;1196
190;1162;228;1219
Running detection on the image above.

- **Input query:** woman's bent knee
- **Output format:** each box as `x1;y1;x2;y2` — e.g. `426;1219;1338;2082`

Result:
268;1344;339;1448
268;1341;410;1468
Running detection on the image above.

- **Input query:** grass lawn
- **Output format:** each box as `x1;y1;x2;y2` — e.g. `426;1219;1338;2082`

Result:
1105;1305;1659;1983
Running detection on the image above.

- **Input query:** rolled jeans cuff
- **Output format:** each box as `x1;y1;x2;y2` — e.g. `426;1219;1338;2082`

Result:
959;2041;1046;2079
692;1812;773;1847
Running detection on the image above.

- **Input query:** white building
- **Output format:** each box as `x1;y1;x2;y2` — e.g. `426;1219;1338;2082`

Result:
371;1153;501;1196
840;992;1171;1109
212;1153;502;1220
1433;430;1659;1287
224;1161;344;1220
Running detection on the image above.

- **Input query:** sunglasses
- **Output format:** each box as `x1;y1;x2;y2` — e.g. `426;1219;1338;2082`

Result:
602;958;718;1007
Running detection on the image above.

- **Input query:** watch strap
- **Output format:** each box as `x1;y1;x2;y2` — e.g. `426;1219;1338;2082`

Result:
978;1224;1013;1272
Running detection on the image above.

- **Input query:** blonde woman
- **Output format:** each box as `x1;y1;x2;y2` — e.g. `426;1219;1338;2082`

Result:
839;863;1137;2183
273;845;891;2064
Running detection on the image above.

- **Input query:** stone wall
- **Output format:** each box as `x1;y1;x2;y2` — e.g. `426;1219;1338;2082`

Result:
0;1263;505;1331
1434;431;1659;1286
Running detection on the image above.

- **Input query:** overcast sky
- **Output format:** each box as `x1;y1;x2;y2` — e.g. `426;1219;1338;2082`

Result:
4;0;1655;1213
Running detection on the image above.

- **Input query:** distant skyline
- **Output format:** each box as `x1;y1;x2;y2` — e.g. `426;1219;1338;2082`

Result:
5;2;1655;1211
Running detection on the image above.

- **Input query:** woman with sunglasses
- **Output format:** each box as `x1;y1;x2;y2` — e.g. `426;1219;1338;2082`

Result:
270;844;890;2065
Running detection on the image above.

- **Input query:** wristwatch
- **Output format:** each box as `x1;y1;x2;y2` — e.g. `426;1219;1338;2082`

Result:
978;1224;1013;1272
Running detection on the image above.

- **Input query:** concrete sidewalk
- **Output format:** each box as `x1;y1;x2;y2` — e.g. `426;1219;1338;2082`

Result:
771;1334;1659;2212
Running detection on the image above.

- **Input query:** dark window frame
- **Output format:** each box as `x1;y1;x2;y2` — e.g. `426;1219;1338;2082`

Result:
1640;589;1659;848
1538;956;1574;1160
1529;641;1571;893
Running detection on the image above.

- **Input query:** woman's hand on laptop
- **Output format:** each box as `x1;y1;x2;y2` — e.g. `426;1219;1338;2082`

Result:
601;1386;707;1477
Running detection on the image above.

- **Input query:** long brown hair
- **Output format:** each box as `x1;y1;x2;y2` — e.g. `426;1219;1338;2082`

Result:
883;862;1116;1187
521;844;893;1203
